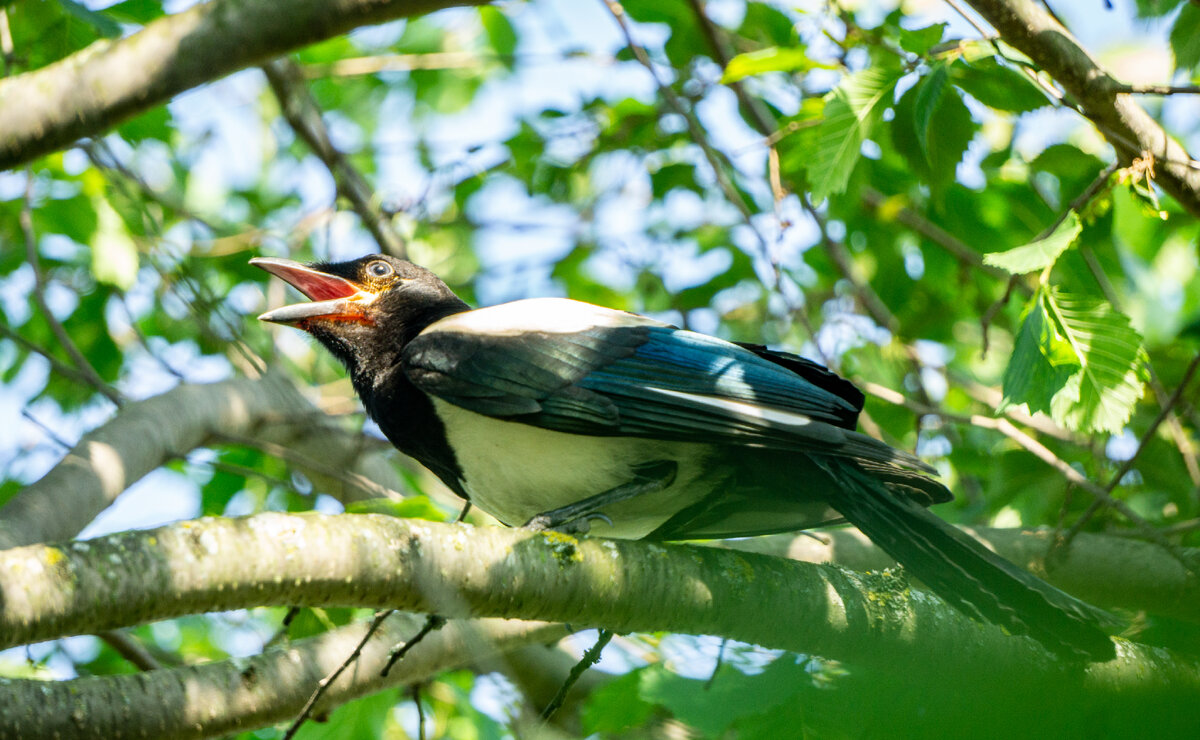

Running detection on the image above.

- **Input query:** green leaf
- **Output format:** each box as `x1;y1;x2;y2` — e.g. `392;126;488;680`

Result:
913;62;949;158
479;6;517;63
1001;294;1079;418
102;0;165;25
950;57;1050;113
1043;289;1146;433
1002;289;1145;433
721;46;827;83
892;79;976;193
54;0;120;37
804;59;904;201
583;669;655;734
899;22;946;55
1169;3;1200;70
638;657;814;736
984;211;1082;274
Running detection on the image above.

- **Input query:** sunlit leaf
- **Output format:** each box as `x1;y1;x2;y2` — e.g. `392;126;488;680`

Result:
805;59;904;201
1002;288;1145;433
899;22;946;55
721;46;828;83
984;211;1082;274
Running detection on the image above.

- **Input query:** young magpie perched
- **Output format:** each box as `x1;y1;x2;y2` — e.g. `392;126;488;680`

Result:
253;253;1116;661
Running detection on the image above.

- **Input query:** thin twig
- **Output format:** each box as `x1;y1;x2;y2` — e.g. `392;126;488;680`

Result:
98;630;163;671
20;171;123;406
863;381;1195;566
599;0;771;256
262;59;407;258
412;683;426;740
381;615;447;676
1061;353;1200;544
540;629;614;721
283;610;394;740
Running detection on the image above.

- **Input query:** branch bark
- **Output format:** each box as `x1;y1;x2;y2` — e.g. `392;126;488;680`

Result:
0;374;414;549
0;0;486;171
2;513;1199;737
0;613;563;740
963;0;1200;217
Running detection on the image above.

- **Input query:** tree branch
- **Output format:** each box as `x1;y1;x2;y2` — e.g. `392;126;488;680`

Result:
0;613;562;740
963;0;1200;218
0;0;487;170
3;513;1200;737
0;374;414;549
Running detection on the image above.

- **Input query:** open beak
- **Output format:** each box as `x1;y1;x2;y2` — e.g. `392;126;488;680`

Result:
251;257;378;325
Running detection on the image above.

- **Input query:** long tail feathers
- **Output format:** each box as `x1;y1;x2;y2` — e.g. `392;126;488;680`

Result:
818;457;1117;661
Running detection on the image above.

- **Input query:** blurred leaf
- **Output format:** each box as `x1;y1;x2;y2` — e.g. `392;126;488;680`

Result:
583;669;655;734
102;0;165;24
293;688;396;740
737;2;799;47
638;657;815;736
345;496;446;521
1170;3;1200;70
721;46;828;83
899;22;946;55
92;199;140;290
54;0;120;37
913;62;949;158
116;106;172;143
479;6;517;63
892;78;976;193
950;57;1050;112
985;211;1081;274
805;59;904;201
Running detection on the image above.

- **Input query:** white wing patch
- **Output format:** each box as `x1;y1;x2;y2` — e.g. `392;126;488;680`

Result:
646;386;822;430
422;297;666;337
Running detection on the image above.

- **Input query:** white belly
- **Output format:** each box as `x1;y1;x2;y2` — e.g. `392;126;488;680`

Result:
432;399;720;539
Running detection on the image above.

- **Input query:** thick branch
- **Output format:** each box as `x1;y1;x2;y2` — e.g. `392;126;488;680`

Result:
963;0;1200;217
0;613;562;740
3;514;1199;736
0;375;411;550
4;514;1197;682
0;0;486;170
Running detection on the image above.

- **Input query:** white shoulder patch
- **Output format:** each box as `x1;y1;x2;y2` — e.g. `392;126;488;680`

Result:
422;297;667;337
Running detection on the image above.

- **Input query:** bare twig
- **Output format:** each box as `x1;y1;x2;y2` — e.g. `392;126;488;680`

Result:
98;630;163;671
540;629;614;721
599;0;770;255
20;171;123;406
262;59;407;258
381;615;447;676
283;610;394;740
1062;353;1200;544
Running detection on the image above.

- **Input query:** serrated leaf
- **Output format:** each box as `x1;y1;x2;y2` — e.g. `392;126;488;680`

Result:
1001;293;1078;417
721;46;827;83
1043;289;1146;433
1002;288;1145;433
1169;3;1200;70
804;60;903;201
984;211;1082;274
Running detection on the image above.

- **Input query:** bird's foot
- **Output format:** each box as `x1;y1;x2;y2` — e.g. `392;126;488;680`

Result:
522;461;677;533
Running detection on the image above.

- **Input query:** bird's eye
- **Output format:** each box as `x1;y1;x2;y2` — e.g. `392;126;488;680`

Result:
366;260;393;278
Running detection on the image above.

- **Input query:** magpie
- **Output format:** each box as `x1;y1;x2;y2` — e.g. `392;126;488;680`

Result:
252;253;1116;660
